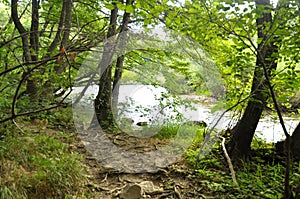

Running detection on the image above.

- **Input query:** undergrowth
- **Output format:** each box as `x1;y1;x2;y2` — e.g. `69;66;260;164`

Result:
1;109;299;198
184;141;300;198
0;124;87;199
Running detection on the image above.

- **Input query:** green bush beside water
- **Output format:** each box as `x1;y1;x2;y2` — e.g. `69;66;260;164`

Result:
184;140;300;198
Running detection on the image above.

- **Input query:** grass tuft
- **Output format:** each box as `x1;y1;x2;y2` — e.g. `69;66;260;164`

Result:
0;131;86;199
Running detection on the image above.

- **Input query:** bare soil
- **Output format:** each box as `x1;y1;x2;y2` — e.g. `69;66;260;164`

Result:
73;131;212;199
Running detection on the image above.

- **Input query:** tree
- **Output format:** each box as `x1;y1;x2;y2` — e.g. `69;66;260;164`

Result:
228;0;279;160
11;0;40;99
91;2;118;129
291;123;300;159
170;0;299;162
91;0;134;130
0;0;108;122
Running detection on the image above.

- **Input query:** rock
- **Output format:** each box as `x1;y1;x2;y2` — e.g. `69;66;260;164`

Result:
119;181;163;199
119;184;142;199
183;120;207;127
192;120;207;127
123;117;134;123
139;181;155;193
136;121;148;126
139;181;163;194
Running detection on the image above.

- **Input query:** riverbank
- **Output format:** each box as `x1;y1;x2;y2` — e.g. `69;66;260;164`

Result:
71;85;300;144
1;108;299;198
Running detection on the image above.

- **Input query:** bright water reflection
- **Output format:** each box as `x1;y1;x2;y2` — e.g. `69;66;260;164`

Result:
71;84;299;143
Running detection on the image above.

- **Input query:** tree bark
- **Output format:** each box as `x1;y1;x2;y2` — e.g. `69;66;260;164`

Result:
11;0;31;62
27;0;39;99
61;0;72;49
11;0;40;99
30;0;39;61
112;55;125;109
92;0;134;130
54;0;72;74
90;3;118;130
41;0;72;101
47;0;67;54
291;124;300;160
228;0;278;161
112;0;133;110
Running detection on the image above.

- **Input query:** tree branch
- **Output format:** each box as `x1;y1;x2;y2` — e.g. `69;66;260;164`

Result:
11;0;31;62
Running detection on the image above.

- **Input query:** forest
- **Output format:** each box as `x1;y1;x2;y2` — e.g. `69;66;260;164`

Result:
0;0;299;198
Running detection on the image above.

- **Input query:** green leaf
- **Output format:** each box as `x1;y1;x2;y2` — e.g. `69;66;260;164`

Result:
104;2;115;10
116;2;126;10
125;5;134;13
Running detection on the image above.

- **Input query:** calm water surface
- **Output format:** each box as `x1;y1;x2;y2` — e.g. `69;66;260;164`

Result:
71;85;299;143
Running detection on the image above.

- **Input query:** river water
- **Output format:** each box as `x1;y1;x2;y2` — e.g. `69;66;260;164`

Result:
71;84;299;143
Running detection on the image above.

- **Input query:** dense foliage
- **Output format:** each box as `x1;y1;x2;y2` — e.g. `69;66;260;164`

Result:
0;0;299;198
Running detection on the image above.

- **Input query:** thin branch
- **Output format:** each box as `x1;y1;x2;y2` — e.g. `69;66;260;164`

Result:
259;45;291;199
75;0;108;15
0;56;57;77
220;136;238;186
13;119;25;134
197;93;251;159
0;88;72;124
10;59;57;118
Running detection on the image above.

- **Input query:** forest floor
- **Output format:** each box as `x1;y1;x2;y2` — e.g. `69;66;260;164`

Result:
74;130;215;199
1;118;300;199
57;122;300;199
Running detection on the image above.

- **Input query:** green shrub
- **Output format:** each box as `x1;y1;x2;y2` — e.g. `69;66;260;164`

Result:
0;133;86;199
184;144;300;198
154;124;181;139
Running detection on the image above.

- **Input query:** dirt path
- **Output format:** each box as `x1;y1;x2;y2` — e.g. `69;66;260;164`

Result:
74;131;209;199
84;157;205;199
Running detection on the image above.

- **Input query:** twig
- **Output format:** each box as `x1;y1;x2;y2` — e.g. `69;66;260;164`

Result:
197;95;250;159
12;119;25;134
101;173;108;183
174;185;182;199
110;184;127;194
220;136;238;186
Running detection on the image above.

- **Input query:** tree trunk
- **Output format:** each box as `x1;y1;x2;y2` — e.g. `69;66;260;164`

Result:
11;0;36;99
27;0;40;99
228;0;278;161
291;124;300;160
11;0;31;62
30;0;39;61
42;0;72;101
112;0;133;110
54;0;72;75
91;0;134;130
280;123;300;160
112;55;125;110
47;0;67;54
90;4;118;130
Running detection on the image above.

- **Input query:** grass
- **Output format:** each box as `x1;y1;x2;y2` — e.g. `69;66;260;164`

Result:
0;109;299;198
0;123;87;199
184;140;300;198
154;123;205;141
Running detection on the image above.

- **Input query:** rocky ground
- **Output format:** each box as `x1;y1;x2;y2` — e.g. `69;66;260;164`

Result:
74;131;213;199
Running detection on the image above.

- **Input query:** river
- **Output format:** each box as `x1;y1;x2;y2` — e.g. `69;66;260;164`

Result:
71;84;299;143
